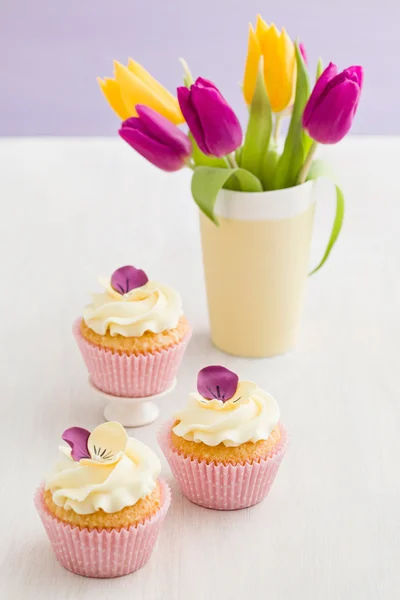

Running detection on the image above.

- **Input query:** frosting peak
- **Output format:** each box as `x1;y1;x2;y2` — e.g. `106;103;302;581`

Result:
83;272;182;337
173;368;280;447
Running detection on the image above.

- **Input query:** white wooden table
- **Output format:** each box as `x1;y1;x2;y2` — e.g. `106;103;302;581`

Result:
0;137;398;599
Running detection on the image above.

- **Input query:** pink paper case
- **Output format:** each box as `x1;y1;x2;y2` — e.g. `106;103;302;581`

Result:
73;318;192;397
34;479;171;578
158;421;288;511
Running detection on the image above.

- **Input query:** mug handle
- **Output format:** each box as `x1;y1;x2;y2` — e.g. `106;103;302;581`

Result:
308;167;345;276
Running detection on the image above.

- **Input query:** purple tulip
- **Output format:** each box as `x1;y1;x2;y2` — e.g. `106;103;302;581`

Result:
177;78;242;158
303;63;363;144
119;105;192;172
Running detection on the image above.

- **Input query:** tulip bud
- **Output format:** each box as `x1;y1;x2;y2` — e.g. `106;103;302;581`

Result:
177;78;242;158
119;105;192;172
299;43;307;66
303;63;363;144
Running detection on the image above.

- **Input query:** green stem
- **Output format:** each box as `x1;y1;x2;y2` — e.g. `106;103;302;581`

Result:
185;158;195;170
297;141;318;184
225;153;238;169
273;114;282;142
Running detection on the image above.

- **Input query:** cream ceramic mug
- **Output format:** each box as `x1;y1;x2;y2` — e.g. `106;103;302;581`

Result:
199;181;316;357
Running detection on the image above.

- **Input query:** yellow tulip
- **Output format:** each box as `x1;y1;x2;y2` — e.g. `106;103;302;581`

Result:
97;59;184;124
243;25;261;107
243;15;296;113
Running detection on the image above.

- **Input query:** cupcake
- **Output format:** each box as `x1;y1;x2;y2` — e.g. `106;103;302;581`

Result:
74;265;192;397
35;421;171;578
158;365;287;510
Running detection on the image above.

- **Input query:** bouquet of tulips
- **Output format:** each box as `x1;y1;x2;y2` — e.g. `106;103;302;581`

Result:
98;15;363;272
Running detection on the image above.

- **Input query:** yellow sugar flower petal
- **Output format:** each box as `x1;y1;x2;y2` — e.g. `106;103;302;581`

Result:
128;59;183;124
230;381;257;405
196;380;258;411
87;421;128;464
97;77;131;121
243;24;262;105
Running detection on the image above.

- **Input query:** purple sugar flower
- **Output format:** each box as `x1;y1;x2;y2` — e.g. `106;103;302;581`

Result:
62;427;91;462
197;366;239;402
111;265;148;295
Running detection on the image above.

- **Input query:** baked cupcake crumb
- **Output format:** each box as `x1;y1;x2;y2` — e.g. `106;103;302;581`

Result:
170;421;282;465
43;482;162;530
80;316;190;355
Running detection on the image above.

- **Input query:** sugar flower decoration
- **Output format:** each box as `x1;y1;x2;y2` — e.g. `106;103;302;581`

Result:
62;422;128;466
110;265;148;295
197;365;256;407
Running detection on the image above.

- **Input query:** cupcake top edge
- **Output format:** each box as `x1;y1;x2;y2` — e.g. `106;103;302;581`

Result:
83;265;183;337
172;365;280;448
45;421;161;515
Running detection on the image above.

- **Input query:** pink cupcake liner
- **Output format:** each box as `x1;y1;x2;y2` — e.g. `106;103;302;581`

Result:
34;479;171;578
158;421;288;511
73;318;192;397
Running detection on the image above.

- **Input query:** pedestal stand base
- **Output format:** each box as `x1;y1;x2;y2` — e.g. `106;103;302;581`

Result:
88;379;177;427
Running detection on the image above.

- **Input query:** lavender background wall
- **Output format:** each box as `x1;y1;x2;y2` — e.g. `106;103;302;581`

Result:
0;0;397;136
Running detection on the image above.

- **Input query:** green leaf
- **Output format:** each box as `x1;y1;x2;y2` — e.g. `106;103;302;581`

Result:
240;61;272;184
191;166;263;225
222;175;240;191
190;134;226;168
316;58;324;82
260;142;280;191
273;42;310;189
307;160;345;275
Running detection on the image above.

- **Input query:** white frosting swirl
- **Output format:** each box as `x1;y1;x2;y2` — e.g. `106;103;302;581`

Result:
83;278;182;337
46;438;161;515
173;385;280;447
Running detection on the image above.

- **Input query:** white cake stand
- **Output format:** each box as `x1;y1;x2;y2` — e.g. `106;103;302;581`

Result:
88;378;177;427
